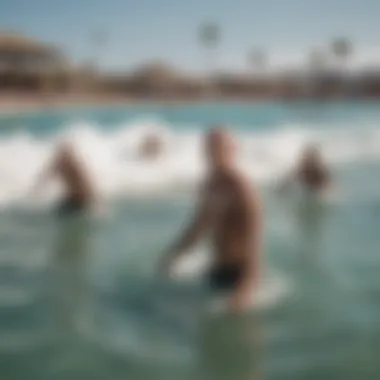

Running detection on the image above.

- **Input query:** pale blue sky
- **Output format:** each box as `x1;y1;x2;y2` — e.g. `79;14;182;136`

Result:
1;0;379;72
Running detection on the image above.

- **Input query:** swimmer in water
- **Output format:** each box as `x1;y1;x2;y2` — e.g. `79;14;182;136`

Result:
158;127;261;313
279;144;331;196
138;134;164;160
32;141;99;216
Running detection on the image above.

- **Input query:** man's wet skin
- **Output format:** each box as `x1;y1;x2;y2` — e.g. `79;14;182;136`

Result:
159;127;261;312
138;134;163;160
298;145;330;192
34;142;97;215
279;144;331;195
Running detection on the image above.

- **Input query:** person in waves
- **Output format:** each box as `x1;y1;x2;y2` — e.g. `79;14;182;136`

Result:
138;134;164;160
279;143;332;196
158;127;262;313
32;140;100;217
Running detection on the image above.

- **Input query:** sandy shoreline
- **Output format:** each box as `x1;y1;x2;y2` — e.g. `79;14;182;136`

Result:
0;94;136;116
0;93;279;117
1;93;378;118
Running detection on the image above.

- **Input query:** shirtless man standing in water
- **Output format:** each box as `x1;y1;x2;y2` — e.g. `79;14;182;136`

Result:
159;128;261;312
33;141;98;216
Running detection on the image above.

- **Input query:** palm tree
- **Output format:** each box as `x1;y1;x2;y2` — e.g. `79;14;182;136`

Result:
331;37;352;67
330;37;353;94
309;48;326;73
248;47;267;76
307;48;327;97
90;29;108;71
198;21;220;95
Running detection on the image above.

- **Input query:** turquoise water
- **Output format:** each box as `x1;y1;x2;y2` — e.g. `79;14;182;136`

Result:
2;100;380;136
1;102;380;380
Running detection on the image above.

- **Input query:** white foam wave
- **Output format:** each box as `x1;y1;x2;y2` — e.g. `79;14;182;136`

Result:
0;118;379;207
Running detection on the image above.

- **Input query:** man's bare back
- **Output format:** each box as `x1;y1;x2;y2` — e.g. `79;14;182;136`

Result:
280;144;331;195
299;161;329;192
159;128;261;312
55;148;94;204
33;141;96;215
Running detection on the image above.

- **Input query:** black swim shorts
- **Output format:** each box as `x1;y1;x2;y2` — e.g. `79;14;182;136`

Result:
207;264;244;292
56;197;86;217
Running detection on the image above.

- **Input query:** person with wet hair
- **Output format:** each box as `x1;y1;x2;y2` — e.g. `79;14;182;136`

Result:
279;143;331;195
32;140;98;216
138;134;164;160
158;126;261;313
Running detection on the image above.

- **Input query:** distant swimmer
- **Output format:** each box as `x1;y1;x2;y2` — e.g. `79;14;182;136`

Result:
138;134;164;160
279;144;332;196
32;141;99;216
158;127;261;313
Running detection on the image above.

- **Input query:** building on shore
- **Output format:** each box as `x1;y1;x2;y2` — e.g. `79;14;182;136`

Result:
101;61;206;99
0;31;72;93
212;73;275;99
0;31;379;101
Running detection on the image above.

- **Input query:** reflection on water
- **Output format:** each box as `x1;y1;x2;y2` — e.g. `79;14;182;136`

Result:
291;195;341;294
295;196;328;259
49;214;93;337
198;313;262;380
2;170;380;380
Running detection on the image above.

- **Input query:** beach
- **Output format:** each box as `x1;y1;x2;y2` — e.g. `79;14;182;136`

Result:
0;93;285;117
0;93;134;116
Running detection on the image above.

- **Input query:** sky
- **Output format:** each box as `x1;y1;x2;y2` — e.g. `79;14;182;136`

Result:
1;0;380;73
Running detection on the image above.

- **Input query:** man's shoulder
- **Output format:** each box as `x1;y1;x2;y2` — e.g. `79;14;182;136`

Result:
202;169;256;193
228;169;253;190
229;169;261;205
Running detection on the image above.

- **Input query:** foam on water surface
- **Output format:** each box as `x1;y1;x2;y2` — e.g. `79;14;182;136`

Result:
0;117;379;207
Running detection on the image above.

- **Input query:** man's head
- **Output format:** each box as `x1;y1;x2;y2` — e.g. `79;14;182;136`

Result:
301;143;322;167
139;134;163;159
54;139;79;167
55;139;75;158
205;127;237;170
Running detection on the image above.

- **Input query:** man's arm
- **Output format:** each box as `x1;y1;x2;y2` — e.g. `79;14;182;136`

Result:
229;176;261;312
319;167;338;199
31;156;57;196
159;184;215;274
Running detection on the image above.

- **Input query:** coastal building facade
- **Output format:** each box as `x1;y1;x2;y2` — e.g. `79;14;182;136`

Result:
0;32;71;92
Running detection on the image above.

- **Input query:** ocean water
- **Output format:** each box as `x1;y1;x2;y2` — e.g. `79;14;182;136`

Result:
1;101;380;380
